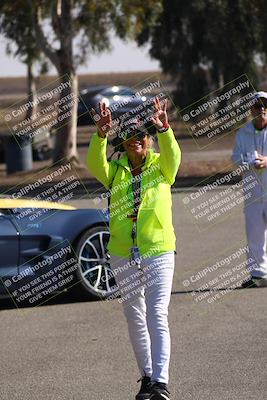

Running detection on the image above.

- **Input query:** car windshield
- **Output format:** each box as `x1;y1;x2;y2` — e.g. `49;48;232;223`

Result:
101;87;135;97
80;86;107;98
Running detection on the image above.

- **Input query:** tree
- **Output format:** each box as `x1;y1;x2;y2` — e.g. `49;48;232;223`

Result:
0;1;48;129
137;0;264;108
29;0;162;164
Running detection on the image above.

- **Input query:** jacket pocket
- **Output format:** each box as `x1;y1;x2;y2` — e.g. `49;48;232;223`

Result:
137;208;164;245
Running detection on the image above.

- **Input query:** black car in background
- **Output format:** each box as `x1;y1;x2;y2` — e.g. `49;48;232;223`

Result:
77;85;152;125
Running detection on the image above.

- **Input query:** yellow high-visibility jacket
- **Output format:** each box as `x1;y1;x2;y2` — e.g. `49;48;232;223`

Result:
87;127;181;257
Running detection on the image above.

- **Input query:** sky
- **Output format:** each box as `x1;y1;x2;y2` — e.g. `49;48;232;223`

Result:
0;36;160;77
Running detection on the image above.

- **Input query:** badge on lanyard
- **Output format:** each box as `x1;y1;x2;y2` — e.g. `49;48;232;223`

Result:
130;246;141;266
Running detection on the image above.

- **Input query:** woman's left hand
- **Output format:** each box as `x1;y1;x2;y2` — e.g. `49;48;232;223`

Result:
151;97;169;130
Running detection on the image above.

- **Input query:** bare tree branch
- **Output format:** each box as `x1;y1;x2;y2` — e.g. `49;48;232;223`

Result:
32;1;60;71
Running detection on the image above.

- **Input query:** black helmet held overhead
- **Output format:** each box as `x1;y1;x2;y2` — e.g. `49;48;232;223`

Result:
111;119;156;153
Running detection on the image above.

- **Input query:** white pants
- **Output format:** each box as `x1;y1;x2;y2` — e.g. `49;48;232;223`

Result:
245;201;267;278
110;252;175;384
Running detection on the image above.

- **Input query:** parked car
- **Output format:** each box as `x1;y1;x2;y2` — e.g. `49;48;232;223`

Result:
77;85;152;125
0;197;116;303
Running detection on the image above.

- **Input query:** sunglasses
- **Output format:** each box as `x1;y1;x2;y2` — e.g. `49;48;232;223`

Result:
253;100;267;109
122;131;148;141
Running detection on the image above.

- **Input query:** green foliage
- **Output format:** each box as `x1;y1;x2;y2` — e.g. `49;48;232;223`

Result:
0;0;162;71
0;0;42;65
0;0;162;162
27;0;162;69
137;0;266;108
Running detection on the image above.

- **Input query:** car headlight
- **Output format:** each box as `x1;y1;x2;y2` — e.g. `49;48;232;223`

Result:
101;97;110;107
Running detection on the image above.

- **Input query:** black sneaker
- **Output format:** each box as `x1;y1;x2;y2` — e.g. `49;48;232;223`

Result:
241;278;258;288
136;376;151;400
150;382;170;400
241;276;267;288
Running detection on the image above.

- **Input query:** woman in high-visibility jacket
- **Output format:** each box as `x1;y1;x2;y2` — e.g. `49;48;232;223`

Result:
87;97;181;400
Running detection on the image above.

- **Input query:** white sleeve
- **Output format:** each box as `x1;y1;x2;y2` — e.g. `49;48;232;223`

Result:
232;130;246;166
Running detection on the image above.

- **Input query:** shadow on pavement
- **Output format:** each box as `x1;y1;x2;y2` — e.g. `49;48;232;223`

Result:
1;286;256;311
0;290;100;311
171;286;253;295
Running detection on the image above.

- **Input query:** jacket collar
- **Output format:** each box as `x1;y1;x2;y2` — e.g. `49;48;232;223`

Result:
114;149;157;172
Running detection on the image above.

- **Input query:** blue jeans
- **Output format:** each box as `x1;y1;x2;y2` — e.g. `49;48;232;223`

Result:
110;251;175;384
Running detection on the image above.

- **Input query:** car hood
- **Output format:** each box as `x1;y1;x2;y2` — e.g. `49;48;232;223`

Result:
0;198;76;210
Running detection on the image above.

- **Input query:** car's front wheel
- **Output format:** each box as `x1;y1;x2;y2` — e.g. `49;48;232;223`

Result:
73;226;118;300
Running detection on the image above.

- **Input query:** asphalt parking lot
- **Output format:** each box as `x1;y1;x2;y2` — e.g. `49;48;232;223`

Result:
0;191;266;400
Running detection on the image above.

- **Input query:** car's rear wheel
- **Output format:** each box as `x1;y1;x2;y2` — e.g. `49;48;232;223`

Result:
73;226;118;300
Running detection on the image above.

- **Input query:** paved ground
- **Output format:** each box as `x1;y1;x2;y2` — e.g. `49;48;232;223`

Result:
0;192;266;400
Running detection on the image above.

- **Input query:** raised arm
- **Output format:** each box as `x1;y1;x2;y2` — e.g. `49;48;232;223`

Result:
151;98;181;184
87;102;117;189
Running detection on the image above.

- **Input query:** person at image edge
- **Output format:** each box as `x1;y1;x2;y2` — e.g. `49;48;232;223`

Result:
232;91;267;288
87;97;181;400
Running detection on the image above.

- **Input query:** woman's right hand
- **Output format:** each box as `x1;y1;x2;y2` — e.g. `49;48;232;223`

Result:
91;102;112;138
